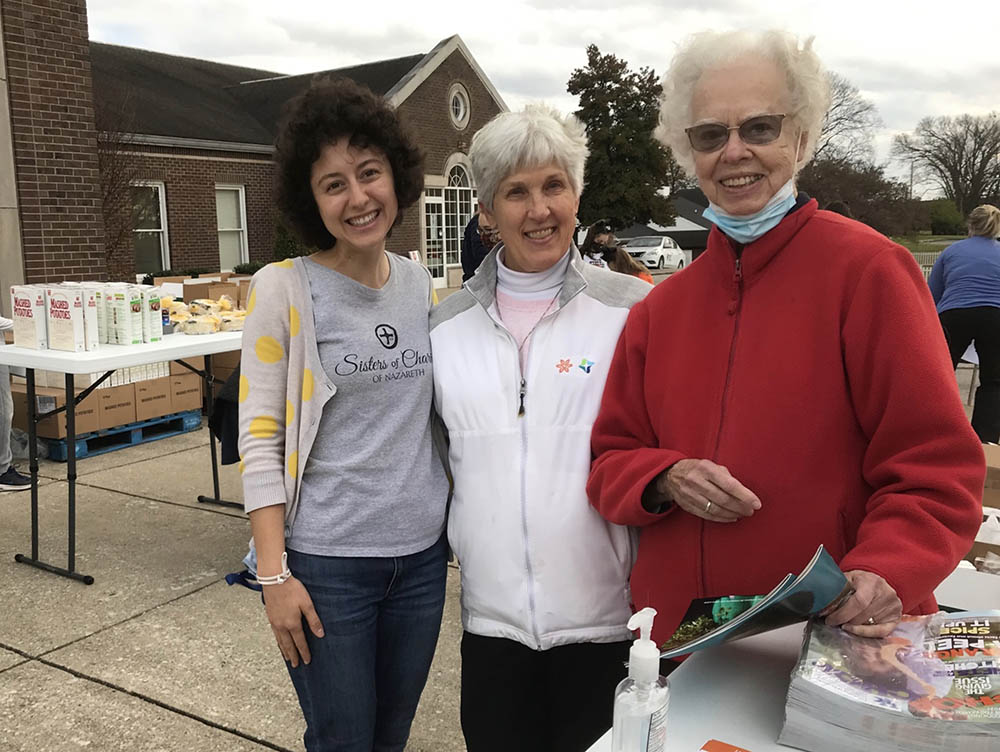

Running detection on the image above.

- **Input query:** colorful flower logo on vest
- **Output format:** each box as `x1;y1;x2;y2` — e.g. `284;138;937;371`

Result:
556;359;572;373
578;358;595;374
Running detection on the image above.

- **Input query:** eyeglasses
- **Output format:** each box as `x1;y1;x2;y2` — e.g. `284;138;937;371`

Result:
685;114;786;153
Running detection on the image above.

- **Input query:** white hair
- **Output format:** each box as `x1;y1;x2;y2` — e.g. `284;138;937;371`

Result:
654;29;831;175
469;103;588;210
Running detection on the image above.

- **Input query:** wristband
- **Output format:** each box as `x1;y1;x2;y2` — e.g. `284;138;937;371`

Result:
255;552;291;586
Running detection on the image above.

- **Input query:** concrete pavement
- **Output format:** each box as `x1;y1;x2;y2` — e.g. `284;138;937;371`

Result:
0;426;465;751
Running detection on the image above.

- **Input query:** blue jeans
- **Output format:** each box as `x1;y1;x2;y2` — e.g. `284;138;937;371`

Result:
284;534;447;752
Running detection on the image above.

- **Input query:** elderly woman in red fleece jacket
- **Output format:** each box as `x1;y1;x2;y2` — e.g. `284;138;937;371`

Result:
587;29;985;649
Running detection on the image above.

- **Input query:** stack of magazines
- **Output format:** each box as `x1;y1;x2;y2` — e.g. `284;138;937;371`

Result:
780;612;1000;752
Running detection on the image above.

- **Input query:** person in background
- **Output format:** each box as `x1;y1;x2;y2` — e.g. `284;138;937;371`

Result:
239;78;448;751
0;315;30;492
431;104;650;752
929;204;1000;442
461;211;500;281
588;30;984;656
607;246;655;284
579;220;614;268
825;199;853;218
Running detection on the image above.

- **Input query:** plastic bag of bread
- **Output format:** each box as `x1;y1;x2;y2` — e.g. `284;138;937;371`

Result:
178;314;221;335
169;310;192;324
217;294;235;312
220;312;246;332
189;299;221;316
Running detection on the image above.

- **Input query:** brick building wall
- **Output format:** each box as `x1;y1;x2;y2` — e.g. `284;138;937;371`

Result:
393;50;503;271
106;146;276;280
399;49;502;177
1;0;106;282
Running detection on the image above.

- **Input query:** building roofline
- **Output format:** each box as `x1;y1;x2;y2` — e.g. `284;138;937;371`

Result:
386;35;508;113
124;133;274;154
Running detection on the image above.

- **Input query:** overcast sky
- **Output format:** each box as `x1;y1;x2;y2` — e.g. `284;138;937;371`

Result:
87;0;999;189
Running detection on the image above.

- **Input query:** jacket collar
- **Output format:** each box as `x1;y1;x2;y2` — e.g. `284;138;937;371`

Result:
704;198;819;286
464;244;589;312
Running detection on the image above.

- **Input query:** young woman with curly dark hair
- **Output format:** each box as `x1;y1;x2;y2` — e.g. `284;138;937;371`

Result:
238;77;449;751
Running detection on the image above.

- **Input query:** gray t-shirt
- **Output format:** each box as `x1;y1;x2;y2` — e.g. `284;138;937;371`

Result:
288;253;448;557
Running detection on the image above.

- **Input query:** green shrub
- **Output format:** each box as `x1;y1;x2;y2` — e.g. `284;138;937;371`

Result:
274;222;311;260
929;200;965;235
233;261;266;275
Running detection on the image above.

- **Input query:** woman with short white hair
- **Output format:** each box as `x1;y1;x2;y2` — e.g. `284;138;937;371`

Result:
430;104;649;752
589;30;984;655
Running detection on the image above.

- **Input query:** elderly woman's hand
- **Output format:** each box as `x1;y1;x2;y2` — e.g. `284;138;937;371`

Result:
822;569;902;638
653;458;761;521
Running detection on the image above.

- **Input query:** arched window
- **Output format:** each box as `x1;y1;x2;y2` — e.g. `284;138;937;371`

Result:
444;164;475;268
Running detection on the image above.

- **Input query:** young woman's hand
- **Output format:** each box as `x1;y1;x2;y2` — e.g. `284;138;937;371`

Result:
262;577;325;667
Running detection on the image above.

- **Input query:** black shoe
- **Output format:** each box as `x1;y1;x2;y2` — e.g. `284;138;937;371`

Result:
0;466;31;491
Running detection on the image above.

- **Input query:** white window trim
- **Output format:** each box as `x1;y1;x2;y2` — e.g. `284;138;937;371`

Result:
422;189;447;289
448;82;471;131
215;183;248;269
131;180;170;271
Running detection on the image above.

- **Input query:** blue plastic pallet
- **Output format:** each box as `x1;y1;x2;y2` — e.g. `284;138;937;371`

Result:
43;410;203;462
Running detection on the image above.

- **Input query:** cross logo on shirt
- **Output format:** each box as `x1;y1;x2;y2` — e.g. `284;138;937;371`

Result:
375;324;398;349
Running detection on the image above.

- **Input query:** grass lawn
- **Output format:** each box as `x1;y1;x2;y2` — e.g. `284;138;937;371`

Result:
892;234;965;255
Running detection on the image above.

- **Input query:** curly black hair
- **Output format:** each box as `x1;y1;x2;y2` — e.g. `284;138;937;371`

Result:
274;77;425;251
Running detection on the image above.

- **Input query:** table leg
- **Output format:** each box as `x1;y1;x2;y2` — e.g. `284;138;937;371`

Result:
27;367;38;559
14;370;94;584
197;353;242;510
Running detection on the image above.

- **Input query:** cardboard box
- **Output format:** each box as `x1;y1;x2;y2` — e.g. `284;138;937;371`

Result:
98;383;136;429
152;275;190;285
11;383;100;439
135;377;172;421
211;350;241;370
985;444;1000;489
209;366;236;400
237;278;251;309
984;487;1000;510
170;355;205;375
208;282;239;304
170;373;203;413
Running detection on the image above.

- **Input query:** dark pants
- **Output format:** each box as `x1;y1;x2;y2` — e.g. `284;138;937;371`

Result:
940;306;1000;442
282;535;448;752
460;632;636;752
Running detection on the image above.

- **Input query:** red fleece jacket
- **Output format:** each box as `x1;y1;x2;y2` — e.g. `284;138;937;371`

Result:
588;201;985;646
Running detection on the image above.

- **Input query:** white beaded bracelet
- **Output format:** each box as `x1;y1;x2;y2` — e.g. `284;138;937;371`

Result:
255;552;292;586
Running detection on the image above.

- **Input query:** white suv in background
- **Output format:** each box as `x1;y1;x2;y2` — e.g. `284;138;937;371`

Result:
622;236;686;271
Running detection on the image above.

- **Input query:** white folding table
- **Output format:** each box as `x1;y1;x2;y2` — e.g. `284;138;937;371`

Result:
587;568;1000;751
0;332;243;584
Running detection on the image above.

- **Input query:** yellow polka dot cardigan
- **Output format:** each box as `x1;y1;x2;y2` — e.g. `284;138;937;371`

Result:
238;257;337;529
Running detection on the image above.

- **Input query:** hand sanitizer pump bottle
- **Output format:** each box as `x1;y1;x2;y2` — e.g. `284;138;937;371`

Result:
612;607;669;752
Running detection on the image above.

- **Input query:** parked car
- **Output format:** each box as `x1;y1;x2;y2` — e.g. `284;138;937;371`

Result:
622;236;686;271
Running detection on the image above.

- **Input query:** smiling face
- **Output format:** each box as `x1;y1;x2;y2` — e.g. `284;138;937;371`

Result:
690;56;805;216
310;138;398;256
481;163;580;273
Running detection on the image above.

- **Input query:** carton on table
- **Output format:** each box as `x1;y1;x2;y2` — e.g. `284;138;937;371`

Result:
45;286;86;352
10;285;48;349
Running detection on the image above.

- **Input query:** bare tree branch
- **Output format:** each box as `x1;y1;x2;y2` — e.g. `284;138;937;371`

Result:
893;112;1000;214
94;84;140;276
813;73;881;163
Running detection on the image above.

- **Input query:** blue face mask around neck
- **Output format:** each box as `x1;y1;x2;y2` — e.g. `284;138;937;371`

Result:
703;178;797;244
